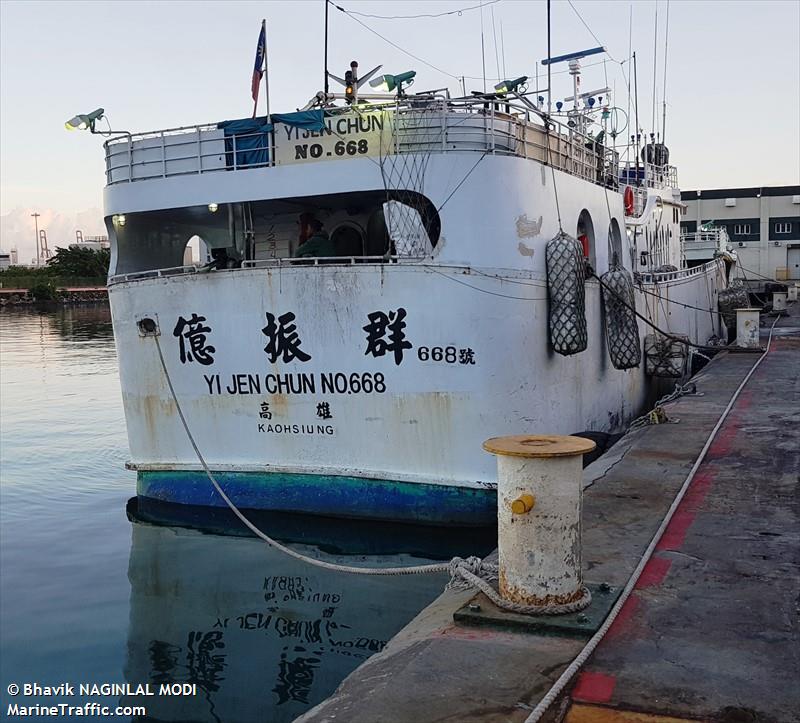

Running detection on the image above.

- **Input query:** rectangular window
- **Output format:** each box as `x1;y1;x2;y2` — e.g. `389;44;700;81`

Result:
775;222;791;234
734;224;751;235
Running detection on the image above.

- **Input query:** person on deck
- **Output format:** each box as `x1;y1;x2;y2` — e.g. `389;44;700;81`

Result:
294;217;336;258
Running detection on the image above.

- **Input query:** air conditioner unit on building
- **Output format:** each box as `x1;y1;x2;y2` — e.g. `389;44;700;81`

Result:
738;242;744;247
792;195;800;204
774;241;780;246
725;198;736;207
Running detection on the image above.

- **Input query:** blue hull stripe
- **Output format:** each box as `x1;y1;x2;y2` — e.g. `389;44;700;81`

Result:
138;470;497;526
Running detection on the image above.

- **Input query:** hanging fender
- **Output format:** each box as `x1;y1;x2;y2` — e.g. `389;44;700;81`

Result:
545;232;588;356
623;186;635;216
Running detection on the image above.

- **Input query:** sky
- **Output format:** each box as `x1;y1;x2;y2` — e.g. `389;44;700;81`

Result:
1;0;798;261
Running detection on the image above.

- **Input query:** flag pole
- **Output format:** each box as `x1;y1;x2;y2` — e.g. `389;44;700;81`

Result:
252;19;266;119
263;19;270;119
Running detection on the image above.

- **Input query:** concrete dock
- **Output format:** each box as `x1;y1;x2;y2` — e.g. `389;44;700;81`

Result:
299;305;799;723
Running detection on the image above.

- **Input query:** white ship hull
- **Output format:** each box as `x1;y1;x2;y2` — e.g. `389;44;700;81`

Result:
102;107;727;524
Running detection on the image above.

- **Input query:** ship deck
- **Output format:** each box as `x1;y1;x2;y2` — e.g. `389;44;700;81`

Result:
298;301;800;722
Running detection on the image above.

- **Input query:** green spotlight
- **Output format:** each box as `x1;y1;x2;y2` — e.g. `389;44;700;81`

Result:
369;70;417;94
64;107;105;131
494;76;528;95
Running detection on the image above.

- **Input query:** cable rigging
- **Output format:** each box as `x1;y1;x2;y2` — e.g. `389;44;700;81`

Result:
344;0;500;20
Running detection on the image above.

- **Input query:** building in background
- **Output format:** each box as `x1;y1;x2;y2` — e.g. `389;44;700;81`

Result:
680;186;800;284
0;250;10;270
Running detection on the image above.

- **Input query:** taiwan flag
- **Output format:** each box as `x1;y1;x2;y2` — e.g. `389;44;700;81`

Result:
251;20;266;102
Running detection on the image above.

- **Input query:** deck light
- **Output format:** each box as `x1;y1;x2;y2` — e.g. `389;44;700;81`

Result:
64;108;105;132
494;76;528;95
369;70;416;94
208;203;219;213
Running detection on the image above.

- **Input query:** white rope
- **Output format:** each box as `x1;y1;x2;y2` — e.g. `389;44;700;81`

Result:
151;332;590;604
522;315;782;722
454;562;593;616
152;333;450;577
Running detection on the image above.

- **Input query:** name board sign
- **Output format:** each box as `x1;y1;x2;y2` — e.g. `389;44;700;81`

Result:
273;111;392;165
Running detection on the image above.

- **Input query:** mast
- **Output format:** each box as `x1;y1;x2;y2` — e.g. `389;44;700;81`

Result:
324;0;330;96
633;52;640;180
547;0;552;116
662;0;670;143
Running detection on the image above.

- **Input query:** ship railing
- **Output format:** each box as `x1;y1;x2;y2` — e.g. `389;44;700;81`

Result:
681;229;729;246
103;97;619;190
636;259;719;284
681;230;727;251
618;160;678;190
108;256;411;285
241;256;407;268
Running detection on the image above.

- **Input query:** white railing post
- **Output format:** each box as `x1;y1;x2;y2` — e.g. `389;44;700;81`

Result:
196;128;202;174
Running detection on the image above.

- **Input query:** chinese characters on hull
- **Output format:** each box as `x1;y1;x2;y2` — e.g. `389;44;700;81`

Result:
173;314;216;365
262;312;312;363
175;308;475;373
363;308;412;365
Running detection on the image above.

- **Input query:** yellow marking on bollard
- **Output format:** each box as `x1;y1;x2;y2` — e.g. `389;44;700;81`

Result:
511;494;536;514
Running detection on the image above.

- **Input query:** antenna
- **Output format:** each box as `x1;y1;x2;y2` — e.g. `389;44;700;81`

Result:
491;5;501;83
651;0;658;138
626;4;633;166
633;51;640;176
546;0;551;116
500;18;507;80
324;0;330;95
541;47;606;132
661;0;670;143
480;2;487;92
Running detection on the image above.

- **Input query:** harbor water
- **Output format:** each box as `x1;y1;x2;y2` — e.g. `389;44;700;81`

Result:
0;305;493;722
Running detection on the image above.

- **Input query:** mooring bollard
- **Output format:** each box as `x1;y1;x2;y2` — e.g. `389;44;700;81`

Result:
773;291;788;312
483;435;596;607
736;308;761;348
788;285;798;302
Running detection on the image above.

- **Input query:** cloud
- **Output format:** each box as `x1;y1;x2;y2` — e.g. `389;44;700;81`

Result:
0;207;106;264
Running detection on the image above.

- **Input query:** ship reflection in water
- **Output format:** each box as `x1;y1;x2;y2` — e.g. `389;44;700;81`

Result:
123;503;495;722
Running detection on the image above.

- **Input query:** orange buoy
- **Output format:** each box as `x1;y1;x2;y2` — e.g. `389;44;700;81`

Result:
623;185;635;216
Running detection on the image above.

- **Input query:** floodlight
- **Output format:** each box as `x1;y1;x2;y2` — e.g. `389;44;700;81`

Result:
494;76;528;95
64;108;105;132
369;71;416;94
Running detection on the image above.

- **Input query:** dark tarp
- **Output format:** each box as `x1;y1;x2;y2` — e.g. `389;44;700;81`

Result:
218;117;273;169
270;110;326;132
217;110;326;168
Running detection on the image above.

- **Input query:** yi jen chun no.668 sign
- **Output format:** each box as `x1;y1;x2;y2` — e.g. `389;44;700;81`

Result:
273;111;392;165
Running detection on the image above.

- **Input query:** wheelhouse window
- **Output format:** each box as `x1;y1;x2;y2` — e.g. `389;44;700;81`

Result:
106;190;441;277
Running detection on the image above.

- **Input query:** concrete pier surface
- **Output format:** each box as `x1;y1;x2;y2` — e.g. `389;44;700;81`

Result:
299;304;799;723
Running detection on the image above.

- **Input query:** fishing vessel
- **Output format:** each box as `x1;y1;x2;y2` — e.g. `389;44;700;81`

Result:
93;40;730;526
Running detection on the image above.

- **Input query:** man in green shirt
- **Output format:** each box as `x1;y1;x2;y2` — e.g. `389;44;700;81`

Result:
294;218;336;258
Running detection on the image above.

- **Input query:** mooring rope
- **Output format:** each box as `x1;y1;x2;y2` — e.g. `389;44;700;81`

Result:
150;332;592;614
152;332;449;577
522;314;782;722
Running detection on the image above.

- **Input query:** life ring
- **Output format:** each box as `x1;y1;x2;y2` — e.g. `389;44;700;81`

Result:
623;186;635;216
